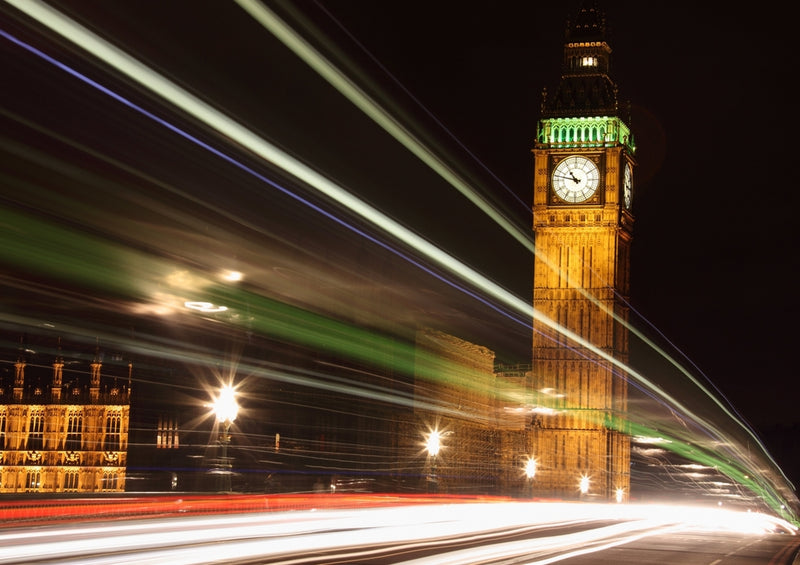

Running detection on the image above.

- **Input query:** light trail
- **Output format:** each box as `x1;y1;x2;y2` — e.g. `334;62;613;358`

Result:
1;1;534;333
0;6;715;442
311;0;530;213
0;0;796;518
0;501;793;564
229;0;730;412
234;0;534;254
0;202;771;510
228;1;798;513
224;2;794;501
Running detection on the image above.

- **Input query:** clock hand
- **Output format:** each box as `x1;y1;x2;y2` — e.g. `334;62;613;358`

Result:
554;174;581;183
569;172;580;183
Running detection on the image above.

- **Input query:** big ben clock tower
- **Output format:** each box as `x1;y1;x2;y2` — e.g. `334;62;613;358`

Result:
530;2;634;501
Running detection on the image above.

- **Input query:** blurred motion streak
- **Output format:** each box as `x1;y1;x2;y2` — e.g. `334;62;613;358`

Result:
0;498;795;564
0;0;796;521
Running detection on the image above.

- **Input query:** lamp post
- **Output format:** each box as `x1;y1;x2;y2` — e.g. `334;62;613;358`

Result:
213;384;239;492
425;430;442;494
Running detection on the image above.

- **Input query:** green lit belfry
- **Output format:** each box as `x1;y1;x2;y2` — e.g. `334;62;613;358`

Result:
529;1;635;501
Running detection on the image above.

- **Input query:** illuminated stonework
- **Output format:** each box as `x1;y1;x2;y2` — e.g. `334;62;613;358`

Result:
529;3;634;502
409;328;499;493
0;343;131;493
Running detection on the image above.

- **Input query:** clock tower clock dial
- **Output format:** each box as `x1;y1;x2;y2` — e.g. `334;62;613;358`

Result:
623;162;633;209
551;155;600;203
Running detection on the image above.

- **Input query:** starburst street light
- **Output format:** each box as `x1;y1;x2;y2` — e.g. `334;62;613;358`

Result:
524;457;537;498
524;457;537;479
579;474;590;498
426;430;442;457
213;384;239;492
425;430;443;494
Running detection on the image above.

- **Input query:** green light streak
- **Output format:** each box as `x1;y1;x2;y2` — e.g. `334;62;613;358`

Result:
1;202;794;519
0;206;161;299
613;420;791;519
0;202;490;418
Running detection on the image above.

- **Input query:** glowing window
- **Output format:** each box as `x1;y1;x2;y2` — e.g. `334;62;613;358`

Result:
25;471;41;492
581;56;598;67
64;471;79;491
104;413;121;451
66;413;82;451
101;472;118;491
27;409;44;451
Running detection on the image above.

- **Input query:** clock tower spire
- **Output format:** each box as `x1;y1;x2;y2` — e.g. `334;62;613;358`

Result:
529;2;635;501
543;0;618;119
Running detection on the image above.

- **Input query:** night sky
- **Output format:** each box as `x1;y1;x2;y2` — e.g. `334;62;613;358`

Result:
1;1;797;492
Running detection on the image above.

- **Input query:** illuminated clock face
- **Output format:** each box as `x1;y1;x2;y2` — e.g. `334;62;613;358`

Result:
623;162;633;209
552;155;600;203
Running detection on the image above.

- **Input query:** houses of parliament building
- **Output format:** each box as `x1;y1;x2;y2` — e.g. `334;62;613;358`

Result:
0;338;131;493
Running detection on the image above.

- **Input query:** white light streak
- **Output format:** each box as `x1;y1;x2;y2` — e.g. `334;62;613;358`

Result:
184;301;228;313
0;501;793;564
